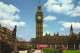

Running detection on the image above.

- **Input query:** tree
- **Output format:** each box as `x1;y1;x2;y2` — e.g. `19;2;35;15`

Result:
43;48;55;53
29;38;36;48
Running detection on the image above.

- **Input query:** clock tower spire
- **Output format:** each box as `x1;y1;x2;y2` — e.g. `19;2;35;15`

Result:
36;0;43;39
37;0;42;12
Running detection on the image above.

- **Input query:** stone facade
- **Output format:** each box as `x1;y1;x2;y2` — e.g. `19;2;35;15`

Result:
0;24;13;44
35;1;80;50
0;24;17;52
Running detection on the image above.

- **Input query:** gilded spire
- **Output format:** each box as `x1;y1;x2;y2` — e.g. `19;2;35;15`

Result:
38;0;41;6
39;0;40;3
37;0;41;11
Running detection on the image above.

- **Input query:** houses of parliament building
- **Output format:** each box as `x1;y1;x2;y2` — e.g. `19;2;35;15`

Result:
34;0;80;50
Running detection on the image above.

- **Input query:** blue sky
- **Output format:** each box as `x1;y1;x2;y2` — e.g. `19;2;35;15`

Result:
0;0;80;41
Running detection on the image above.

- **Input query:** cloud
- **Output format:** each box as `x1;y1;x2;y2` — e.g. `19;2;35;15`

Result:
59;21;80;29
43;31;51;36
43;24;48;27
60;28;64;31
0;2;20;20
44;15;57;21
78;1;80;4
62;22;80;29
70;6;80;17
0;20;25;27
59;21;80;31
17;35;27;41
18;35;23;38
58;21;66;23
44;0;80;17
0;2;25;28
43;31;54;36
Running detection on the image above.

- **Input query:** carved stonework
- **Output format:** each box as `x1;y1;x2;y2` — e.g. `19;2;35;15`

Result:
12;25;17;53
35;0;80;50
36;0;43;39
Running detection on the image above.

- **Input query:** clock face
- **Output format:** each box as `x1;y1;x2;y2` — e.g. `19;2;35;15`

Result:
38;16;41;20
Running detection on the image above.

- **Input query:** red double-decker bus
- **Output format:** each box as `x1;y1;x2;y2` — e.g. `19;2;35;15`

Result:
37;44;48;50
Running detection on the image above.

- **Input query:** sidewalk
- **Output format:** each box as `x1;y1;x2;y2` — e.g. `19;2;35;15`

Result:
18;50;27;53
18;50;43;53
33;50;43;53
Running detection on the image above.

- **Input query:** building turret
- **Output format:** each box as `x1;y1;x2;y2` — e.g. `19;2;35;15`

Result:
46;33;48;36
57;32;59;36
0;23;1;27
54;32;55;36
77;32;80;39
49;33;50;36
70;25;74;37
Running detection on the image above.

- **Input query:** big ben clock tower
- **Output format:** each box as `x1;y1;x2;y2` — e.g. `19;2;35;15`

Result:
36;0;43;43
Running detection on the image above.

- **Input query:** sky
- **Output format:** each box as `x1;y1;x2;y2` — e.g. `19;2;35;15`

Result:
0;0;80;41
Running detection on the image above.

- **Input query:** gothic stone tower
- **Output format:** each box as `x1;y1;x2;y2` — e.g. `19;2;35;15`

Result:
36;0;43;44
70;25;74;37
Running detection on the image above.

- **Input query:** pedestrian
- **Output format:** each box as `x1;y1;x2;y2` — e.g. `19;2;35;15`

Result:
41;50;43;53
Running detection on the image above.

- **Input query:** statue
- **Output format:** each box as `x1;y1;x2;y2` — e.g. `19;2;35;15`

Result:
12;25;17;53
12;25;17;38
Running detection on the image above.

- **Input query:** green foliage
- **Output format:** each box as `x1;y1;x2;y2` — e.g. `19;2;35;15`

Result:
17;41;28;50
43;48;59;53
63;50;80;53
54;49;59;53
